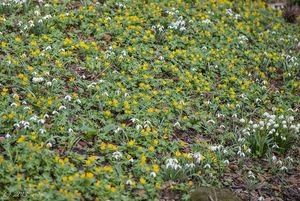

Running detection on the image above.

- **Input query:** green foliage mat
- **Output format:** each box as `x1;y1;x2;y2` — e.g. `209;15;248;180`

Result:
0;0;299;200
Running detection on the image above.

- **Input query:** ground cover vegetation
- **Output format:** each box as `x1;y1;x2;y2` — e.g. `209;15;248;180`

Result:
0;0;299;200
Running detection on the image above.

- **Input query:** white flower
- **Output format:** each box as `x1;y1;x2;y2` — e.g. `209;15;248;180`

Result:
239;118;245;123
208;145;222;151
280;166;287;171
204;164;211;169
126;180;132;185
64;95;72;102
130;118;139;123
207;119;215;124
185;163;195;168
38;119;45;124
32;77;44;83
5;134;11;138
46;142;52;148
114;127;122;133
193;152;203;163
150;172;157;177
174;121;181;128
136;124;143;130
258;196;264;201
58;106;66;110
166;158;182;170
112;151;123;159
248;171;255;179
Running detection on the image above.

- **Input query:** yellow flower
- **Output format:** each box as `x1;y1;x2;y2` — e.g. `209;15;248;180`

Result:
95;180;101;187
62;176;67;182
128;140;135;147
104;110;111;117
17;135;25;144
147;108;153;113
153;164;159;173
140;178;146;184
86;172;94;179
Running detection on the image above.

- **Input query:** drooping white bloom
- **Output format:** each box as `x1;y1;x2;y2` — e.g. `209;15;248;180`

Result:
112;151;123;160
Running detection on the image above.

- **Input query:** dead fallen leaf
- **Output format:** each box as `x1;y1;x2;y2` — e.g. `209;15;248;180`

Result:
103;34;112;42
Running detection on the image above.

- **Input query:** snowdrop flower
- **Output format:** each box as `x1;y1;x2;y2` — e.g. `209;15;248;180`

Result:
276;160;283;166
10;102;17;107
75;99;81;104
259;121;264;126
258;196;264;201
52;110;58;115
237;150;245;157
130;118;139;123
238;138;245;143
38;119;45;124
64;95;72;102
144;120;151;125
204;164;211;169
150;172;157;177
193;152;203;163
5;134;11;138
174;121;181;128
68;128;74;133
185;163;195;168
207;119;215;124
287;116;294;122
21;121;30;129
32;77;44;83
58;106;66;110
136;124;143;130
208;145;222;151
114;127;122;133
44;114;49;119
223;160;229;165
280;166;287;171
166;158;182;170
87;83;96;88
248;171;255;179
112;151;123;159
46;142;52;148
240;118;245;123
126;180;132;185
39;129;46;134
